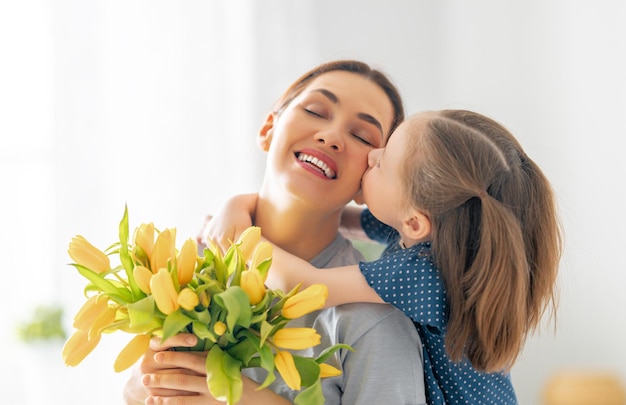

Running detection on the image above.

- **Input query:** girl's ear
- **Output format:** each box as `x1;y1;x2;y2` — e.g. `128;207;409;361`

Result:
258;112;276;151
401;210;431;242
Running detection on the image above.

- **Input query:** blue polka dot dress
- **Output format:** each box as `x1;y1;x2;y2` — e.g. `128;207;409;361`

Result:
359;209;518;405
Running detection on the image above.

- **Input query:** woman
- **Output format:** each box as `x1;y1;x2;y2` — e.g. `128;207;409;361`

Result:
123;60;426;405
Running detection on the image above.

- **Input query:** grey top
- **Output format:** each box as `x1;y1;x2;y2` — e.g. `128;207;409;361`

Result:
243;234;426;404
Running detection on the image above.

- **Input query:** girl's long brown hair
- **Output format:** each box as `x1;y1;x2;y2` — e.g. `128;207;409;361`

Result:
403;110;562;372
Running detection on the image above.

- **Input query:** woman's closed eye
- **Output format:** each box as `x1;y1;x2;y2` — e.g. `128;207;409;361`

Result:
304;106;327;119
351;131;375;146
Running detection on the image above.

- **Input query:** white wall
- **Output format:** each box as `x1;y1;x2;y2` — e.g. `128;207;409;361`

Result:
1;1;624;404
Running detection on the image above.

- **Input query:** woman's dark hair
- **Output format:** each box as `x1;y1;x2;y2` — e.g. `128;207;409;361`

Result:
274;60;405;136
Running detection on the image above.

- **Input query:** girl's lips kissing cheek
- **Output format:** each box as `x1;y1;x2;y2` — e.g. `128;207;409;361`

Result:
294;150;338;180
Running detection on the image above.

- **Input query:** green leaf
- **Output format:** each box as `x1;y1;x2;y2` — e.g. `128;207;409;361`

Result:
188;306;212;325
213;286;252;331
259;319;274;347
162;311;194;343
229;247;247;286
74;264;133;303
256;344;276;389
206;345;243;405
127;296;162;330
212;248;228;285
257;366;277;390
293;355;320;387
118;205;142;299
227;333;259;364
256;258;272;280
293;378;324;405
315;343;354;364
191;320;217;343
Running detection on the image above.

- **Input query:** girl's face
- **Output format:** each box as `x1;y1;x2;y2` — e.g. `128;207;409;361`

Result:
259;71;395;212
361;113;429;231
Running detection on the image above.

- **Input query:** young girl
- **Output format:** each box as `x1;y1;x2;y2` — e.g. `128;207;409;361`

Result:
226;109;562;404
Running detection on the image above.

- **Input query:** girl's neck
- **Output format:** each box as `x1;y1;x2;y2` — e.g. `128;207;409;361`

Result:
254;191;343;262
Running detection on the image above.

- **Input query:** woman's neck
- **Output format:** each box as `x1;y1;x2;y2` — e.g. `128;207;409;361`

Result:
253;192;343;262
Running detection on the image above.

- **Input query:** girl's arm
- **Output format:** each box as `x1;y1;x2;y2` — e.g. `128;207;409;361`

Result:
265;242;383;307
199;193;258;254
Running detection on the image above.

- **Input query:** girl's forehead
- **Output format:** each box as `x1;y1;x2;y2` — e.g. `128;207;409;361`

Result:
392;113;431;143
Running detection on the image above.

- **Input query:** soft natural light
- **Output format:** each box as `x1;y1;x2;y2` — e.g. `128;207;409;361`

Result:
2;1;625;404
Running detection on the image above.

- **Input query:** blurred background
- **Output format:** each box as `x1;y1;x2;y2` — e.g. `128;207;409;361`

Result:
1;1;625;404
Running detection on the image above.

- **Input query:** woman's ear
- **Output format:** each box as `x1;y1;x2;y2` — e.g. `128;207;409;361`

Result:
258;112;276;151
401;210;431;242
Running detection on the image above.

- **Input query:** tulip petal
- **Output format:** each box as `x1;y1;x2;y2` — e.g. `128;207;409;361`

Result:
282;284;328;319
114;334;151;372
240;269;266;305
177;287;199;311
133;265;153;294
275;351;301;391
272;327;321;350
151;228;176;273
68;235;111;274
236;226;261;260
73;294;109;330
62;329;101;367
150;268;179;315
177;238;198;285
319;363;342;378
250;241;272;280
133;223;155;264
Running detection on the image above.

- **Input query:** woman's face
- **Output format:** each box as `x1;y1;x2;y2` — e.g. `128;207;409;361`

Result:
259;71;395;213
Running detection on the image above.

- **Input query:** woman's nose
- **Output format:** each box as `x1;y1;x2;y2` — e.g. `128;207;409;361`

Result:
314;128;345;152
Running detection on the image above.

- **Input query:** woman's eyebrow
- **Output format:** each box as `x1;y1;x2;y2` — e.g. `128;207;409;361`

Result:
311;88;384;140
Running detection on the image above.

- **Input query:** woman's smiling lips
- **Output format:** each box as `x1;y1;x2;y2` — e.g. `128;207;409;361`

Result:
294;148;338;179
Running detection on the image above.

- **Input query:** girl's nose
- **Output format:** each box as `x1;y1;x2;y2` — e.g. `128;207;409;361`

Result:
368;148;383;168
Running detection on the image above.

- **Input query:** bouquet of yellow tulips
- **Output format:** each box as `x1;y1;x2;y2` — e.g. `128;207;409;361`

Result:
62;206;350;405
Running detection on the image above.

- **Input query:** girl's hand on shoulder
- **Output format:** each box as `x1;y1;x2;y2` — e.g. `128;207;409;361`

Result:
200;193;259;254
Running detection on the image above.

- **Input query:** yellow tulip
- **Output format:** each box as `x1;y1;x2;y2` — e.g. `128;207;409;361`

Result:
177;238;197;285
240;269;266;305
88;305;117;340
319;363;342;378
114;333;151;372
199;290;211;307
150;268;179;315
236;226;261;260
250;241;272;278
214;320;227;336
62;328;102;367
133;222;155;264
68;235;110;274
150;228;176;273
178;287;199;311
275;351;301;391
133;265;153;294
73;294;109;330
281;284;328;319
272;327;321;350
